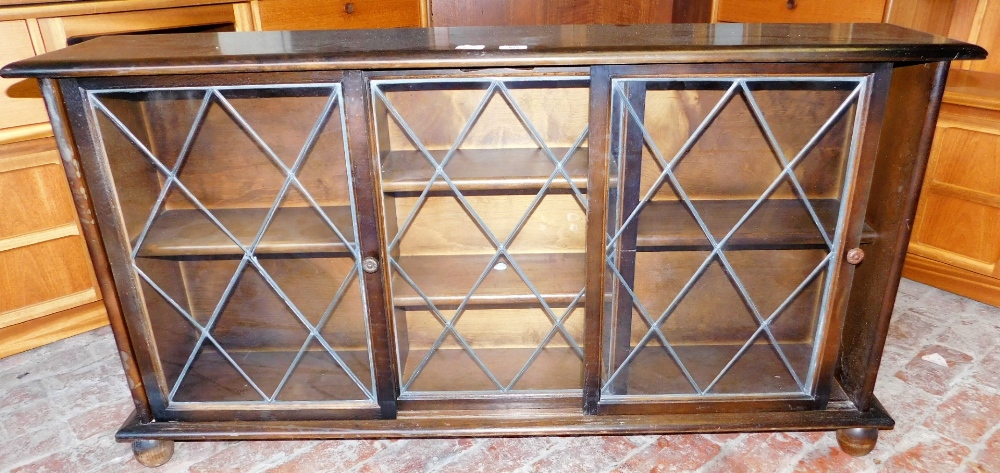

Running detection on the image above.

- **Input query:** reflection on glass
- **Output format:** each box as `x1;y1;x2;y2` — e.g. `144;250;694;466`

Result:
603;77;865;399
91;85;377;406
371;77;590;396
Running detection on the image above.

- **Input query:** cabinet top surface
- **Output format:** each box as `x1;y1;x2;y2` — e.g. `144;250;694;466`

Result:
1;23;987;78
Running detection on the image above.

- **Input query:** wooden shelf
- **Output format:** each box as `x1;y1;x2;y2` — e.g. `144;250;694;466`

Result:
137;206;355;257
171;348;373;403
380;148;588;193
391;253;585;309
610;342;813;396
634;199;876;250
400;346;583;393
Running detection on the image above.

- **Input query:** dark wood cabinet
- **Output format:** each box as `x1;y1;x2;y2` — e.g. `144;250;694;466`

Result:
0;23;985;467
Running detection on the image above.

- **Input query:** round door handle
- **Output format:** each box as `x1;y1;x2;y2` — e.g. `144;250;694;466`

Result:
362;256;379;273
786;0;797;9
345;2;355;14
846;248;865;265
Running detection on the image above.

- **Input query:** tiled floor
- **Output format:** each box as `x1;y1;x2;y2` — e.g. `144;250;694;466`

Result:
1;278;999;472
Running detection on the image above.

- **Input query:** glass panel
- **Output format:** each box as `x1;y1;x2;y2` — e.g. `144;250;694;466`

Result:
91;85;376;407
372;77;589;396
603;77;863;399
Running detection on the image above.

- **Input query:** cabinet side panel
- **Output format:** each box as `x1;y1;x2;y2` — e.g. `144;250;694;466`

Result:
41;78;154;422
0;20;49;130
836;61;949;411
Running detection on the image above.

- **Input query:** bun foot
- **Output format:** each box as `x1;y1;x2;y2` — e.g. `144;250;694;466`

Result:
836;427;878;457
132;439;174;467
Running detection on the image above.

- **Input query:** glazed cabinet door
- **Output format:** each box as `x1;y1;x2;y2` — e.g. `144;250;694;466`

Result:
365;70;592;408
63;74;395;421
590;64;888;414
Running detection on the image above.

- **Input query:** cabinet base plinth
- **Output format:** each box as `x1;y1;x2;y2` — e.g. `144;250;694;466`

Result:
116;397;894;443
131;439;174;467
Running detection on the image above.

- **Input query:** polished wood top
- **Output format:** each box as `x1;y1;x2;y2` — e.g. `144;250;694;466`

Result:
1;23;987;78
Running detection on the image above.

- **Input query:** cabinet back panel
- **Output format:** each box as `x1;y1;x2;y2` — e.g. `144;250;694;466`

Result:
165;95;351;209
95;88;354;215
639;88;853;201
381;85;589;151
627;249;825;345
137;259;198;392
96;97;163;243
399;307;584;350
172;256;370;351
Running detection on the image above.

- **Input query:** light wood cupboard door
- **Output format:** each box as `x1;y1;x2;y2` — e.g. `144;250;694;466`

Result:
0;2;256;359
36;3;250;51
256;0;425;31
0;139;104;357
0;20;48;131
714;0;887;23
909;104;1000;279
965;0;1000;74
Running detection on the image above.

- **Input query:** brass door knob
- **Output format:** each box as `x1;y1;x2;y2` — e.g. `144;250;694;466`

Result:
345;2;355;14
846;248;865;265
786;0;797;9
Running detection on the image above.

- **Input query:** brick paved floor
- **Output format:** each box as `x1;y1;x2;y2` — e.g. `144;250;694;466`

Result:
1;279;998;472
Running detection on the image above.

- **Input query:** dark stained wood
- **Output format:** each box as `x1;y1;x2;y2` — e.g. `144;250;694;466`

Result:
583;65;611;414
636;199;878;250
62;70;393;423
42;78;154;424
371;81;411;383
811;63;893;408
397;346;584;398
1;24;986;79
131;439;174;468
429;0;674;27
607;81;646;396
391;253;585;308
602;343;815;400
380;148;588;193
836;427;879;457
75;70;348;91
397;393;582;411
169;348;376;403
837;61;951;412
20;22;979;459
62;78;181;419
344;69;400;419
116;390;895;440
587;61;895;417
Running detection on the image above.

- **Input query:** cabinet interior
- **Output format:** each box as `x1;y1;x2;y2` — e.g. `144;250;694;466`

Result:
84;71;875;410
